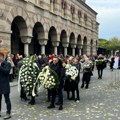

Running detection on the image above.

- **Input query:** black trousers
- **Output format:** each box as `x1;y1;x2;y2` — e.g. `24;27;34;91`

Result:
57;88;63;105
0;94;11;114
72;83;80;100
49;89;57;106
98;69;103;78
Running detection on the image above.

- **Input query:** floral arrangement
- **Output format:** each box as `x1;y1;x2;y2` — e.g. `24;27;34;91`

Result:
18;56;39;95
37;66;59;90
65;64;79;80
95;59;105;65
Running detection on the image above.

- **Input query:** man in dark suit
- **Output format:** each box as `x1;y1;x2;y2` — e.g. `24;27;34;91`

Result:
0;53;11;119
48;57;63;110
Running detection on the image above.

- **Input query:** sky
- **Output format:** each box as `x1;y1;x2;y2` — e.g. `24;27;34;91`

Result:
86;0;120;39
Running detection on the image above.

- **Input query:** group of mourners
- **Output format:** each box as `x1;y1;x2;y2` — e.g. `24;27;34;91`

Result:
0;51;116;119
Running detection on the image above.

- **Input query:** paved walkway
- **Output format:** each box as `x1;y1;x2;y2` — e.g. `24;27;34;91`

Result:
1;68;120;120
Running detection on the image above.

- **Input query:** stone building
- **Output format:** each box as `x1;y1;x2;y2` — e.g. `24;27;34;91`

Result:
0;0;99;56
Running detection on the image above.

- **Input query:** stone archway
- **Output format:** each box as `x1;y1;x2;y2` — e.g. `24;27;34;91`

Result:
76;34;82;56
59;30;67;55
46;26;58;55
11;16;28;55
30;22;44;55
68;32;76;56
83;36;87;55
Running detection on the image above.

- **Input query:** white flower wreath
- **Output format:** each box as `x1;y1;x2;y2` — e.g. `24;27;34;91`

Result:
65;64;79;80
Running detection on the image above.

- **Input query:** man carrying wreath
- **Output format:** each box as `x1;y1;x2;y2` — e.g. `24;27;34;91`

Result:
48;57;64;110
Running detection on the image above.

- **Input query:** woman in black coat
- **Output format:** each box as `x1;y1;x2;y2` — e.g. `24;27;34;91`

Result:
96;55;106;79
0;53;11;119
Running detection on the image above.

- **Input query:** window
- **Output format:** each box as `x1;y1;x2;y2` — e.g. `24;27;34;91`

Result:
50;0;56;12
61;0;67;16
78;10;82;23
84;13;87;25
71;5;75;20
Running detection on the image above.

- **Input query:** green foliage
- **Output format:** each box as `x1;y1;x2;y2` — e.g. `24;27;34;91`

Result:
98;37;120;51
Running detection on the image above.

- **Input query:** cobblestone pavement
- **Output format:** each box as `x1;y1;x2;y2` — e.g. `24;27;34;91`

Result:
1;68;120;120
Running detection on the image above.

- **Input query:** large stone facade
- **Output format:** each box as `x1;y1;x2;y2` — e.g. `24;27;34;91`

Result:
0;0;99;56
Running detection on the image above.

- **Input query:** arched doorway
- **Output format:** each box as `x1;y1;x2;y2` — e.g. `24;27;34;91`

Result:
30;22;44;55
76;35;82;55
68;32;75;55
46;26;57;55
83;36;87;55
58;42;64;55
59;30;67;55
11;16;27;55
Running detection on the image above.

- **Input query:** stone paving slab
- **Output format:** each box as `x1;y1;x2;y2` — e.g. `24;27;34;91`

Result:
1;68;120;120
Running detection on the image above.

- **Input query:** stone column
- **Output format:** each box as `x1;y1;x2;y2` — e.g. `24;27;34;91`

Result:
92;44;97;55
38;39;47;55
86;44;91;56
52;41;59;55
71;44;76;56
24;43;29;56
41;45;45;54
21;36;32;56
78;45;83;56
62;43;69;56
54;46;57;55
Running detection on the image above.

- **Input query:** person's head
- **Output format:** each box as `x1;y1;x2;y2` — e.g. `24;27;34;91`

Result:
0;53;4;62
85;58;90;64
7;56;12;61
73;57;79;64
53;57;59;64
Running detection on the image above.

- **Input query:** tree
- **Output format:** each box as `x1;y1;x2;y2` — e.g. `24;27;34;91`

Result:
98;37;120;55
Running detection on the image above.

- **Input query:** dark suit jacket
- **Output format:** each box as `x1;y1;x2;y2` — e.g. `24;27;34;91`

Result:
0;60;11;94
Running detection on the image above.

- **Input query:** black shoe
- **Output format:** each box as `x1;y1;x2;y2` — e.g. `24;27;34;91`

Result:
85;85;89;89
0;111;1;117
81;84;84;88
55;102;60;105
59;105;63;110
75;98;80;101
28;101;35;105
67;96;70;100
21;97;29;101
47;104;55;109
69;97;75;100
3;113;11;119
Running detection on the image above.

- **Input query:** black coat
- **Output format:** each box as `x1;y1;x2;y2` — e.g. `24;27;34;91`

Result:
50;62;64;89
0;61;11;94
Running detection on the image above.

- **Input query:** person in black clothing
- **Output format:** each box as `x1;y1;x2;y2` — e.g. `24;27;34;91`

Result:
96;55;106;79
110;56;115;71
70;57;81;101
0;53;11;119
55;58;65;110
48;57;63;110
81;58;92;89
64;58;72;100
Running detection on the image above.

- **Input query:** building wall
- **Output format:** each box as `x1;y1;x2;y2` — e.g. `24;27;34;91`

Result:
0;0;99;56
